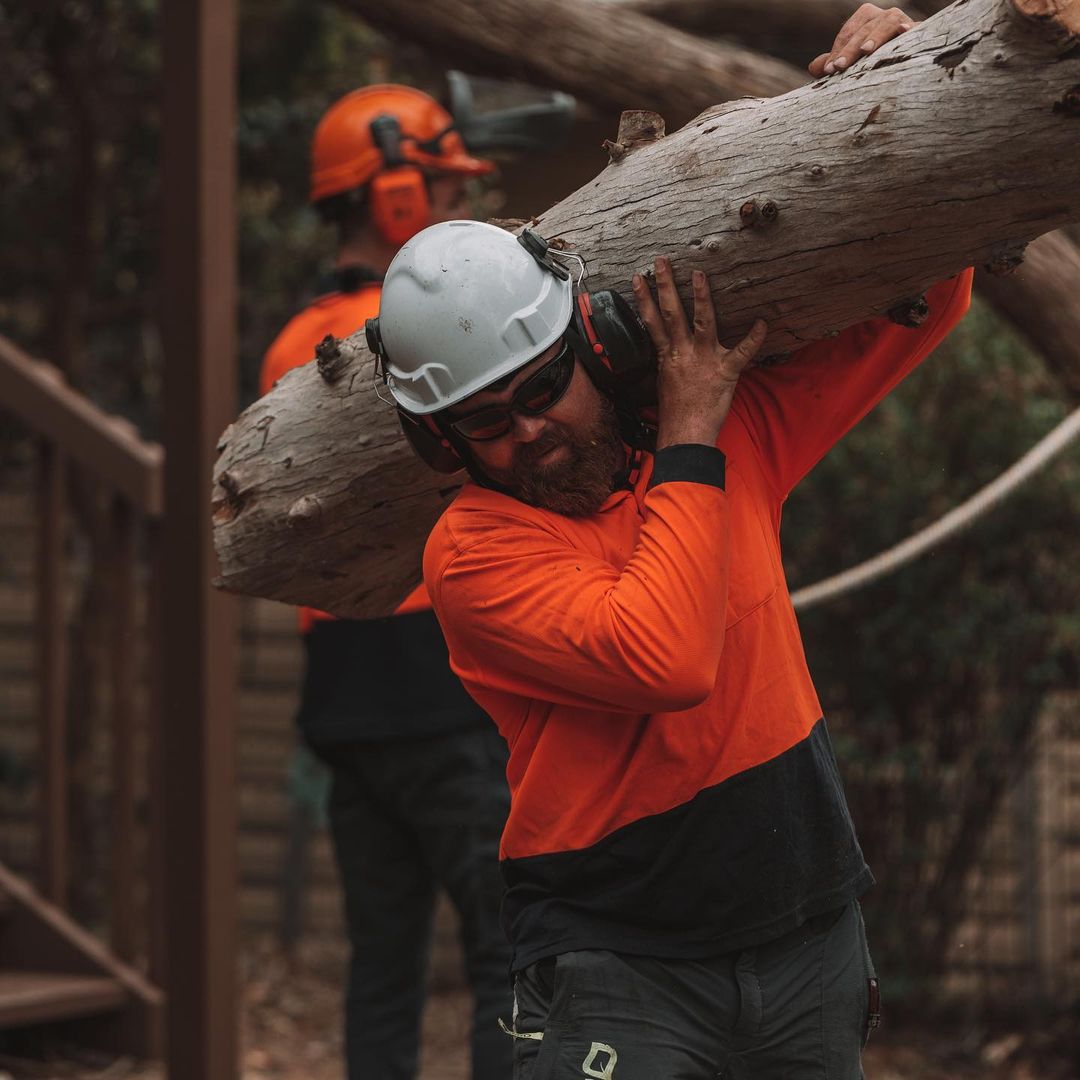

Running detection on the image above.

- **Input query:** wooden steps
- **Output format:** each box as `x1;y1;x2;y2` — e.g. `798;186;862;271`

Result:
0;972;127;1029
0;864;162;1055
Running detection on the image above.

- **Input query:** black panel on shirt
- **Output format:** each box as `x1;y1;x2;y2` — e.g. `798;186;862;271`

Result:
648;444;726;491
297;610;490;744
500;718;872;971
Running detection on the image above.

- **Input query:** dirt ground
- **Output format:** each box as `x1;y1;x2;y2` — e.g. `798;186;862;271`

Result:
0;942;1075;1079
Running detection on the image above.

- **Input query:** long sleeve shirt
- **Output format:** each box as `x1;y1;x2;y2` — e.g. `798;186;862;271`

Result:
424;271;974;969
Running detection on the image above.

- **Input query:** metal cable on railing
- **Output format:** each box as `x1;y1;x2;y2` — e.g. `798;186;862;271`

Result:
790;405;1080;612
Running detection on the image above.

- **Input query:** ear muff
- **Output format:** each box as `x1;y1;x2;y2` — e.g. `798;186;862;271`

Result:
369;169;430;246
368;114;431;246
396;409;463;474
563;287;658;450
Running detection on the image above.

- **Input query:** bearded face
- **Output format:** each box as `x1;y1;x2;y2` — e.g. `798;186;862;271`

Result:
500;392;623;517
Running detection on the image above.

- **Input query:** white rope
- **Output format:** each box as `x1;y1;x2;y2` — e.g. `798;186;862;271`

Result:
790;405;1080;613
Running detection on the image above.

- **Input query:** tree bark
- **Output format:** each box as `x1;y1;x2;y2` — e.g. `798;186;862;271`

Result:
214;0;1080;616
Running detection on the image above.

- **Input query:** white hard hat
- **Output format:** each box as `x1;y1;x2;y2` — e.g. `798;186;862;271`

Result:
377;219;574;415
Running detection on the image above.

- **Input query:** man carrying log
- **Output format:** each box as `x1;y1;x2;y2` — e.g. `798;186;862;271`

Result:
259;85;515;1080
368;219;971;1077
362;9;973;1061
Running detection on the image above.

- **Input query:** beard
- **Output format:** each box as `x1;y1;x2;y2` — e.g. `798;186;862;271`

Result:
503;394;623;517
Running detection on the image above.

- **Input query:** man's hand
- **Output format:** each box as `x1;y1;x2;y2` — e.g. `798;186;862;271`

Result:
633;257;766;451
808;3;916;77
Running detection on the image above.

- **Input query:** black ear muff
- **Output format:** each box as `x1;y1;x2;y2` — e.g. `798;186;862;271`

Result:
396;410;464;474
566;289;657;408
369;114;431;246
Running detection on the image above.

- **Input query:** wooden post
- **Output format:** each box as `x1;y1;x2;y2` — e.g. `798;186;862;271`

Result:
160;1;239;1076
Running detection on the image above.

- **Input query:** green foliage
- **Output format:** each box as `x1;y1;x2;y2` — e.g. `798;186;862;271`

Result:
784;298;1080;996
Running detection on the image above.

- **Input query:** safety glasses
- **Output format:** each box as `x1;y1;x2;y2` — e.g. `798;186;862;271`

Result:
448;342;576;442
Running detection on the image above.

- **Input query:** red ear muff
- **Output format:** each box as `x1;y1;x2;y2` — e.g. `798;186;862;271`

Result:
567;289;657;408
369;168;430;247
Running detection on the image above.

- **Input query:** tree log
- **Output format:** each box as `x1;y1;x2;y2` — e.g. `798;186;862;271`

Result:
343;0;1080;402
214;0;1080;616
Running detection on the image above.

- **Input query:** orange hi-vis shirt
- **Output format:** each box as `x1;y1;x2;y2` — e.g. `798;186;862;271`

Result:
425;271;973;971
260;282;430;631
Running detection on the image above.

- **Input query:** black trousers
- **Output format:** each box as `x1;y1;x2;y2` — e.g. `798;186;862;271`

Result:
316;725;513;1080
509;901;880;1080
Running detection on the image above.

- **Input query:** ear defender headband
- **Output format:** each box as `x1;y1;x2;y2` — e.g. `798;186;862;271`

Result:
368;114;431;247
365;227;659;475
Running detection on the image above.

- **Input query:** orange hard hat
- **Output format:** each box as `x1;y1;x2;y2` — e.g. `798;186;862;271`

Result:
310;84;495;204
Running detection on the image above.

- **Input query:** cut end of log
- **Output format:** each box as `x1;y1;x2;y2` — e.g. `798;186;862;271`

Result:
1011;0;1080;37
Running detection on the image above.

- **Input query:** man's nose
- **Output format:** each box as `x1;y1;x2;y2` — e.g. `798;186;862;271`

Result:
510;412;548;443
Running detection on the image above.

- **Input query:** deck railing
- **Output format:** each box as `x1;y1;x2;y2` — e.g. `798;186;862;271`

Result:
0;332;165;979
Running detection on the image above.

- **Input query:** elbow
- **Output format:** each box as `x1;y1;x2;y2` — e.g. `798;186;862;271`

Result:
633;647;721;713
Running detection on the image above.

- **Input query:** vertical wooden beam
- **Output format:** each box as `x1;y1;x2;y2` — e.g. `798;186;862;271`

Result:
160;2;238;1077
109;494;136;963
36;439;68;906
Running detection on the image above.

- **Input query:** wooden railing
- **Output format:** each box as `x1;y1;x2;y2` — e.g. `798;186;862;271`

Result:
0;332;165;978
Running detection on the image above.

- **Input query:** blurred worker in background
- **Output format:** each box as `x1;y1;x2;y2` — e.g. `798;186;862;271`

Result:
260;83;517;1080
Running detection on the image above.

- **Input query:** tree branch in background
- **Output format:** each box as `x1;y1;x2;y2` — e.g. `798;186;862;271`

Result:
334;0;805;124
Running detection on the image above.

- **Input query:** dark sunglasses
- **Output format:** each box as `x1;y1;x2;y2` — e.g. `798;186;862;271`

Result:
448;342;576;442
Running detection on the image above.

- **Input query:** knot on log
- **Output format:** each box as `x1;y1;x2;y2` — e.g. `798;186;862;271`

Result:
604;110;666;162
984;245;1027;276
212;469;248;525
287;494;324;532
739;200;779;228
1052;85;1080;117
315;335;349;383
888;296;931;328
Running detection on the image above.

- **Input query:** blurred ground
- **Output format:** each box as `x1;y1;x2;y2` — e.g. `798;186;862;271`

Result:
0;941;1075;1079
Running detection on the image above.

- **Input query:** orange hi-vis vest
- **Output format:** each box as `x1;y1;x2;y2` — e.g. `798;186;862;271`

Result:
424;271;973;971
260;281;429;632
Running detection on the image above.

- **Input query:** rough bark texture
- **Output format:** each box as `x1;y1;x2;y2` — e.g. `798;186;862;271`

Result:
335;0;805;124
214;0;1080;616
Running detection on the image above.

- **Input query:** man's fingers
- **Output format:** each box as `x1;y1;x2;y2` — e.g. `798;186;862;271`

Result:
691;270;717;342
819;5;914;74
632;272;670;355
724;320;768;375
653;256;691;344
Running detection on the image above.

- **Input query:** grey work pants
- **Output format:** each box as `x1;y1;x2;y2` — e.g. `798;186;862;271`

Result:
509;901;880;1080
